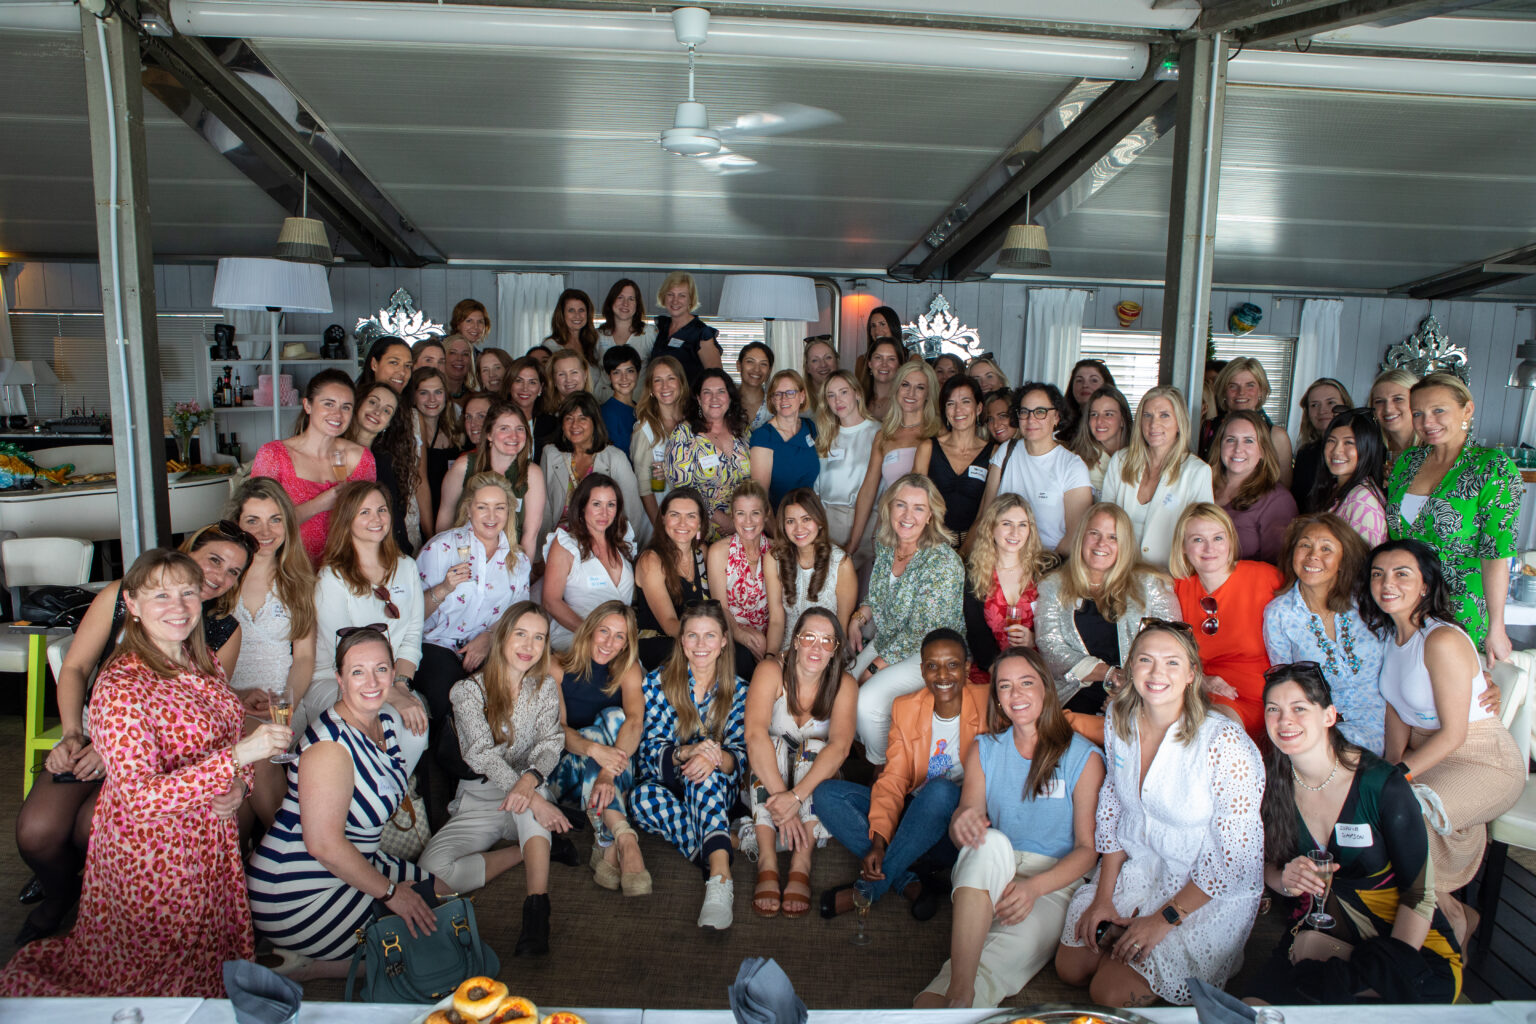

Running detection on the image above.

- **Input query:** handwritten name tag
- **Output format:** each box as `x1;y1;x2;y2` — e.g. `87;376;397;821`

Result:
1042;778;1068;799
883;451;902;465
698;453;721;472
587;574;608;590
1334;823;1372;848
806;435;817;448
967;465;988;481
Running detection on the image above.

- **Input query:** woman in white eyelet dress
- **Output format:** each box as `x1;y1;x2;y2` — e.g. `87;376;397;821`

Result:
1056;622;1265;1007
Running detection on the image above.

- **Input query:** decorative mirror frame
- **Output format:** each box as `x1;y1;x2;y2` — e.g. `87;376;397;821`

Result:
903;294;984;362
1382;315;1470;383
354;288;446;348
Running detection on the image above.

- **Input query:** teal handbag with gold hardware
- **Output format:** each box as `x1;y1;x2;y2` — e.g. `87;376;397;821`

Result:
343;895;500;1003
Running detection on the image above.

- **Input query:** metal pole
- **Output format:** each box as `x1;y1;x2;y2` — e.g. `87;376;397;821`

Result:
82;0;171;561
1158;33;1229;446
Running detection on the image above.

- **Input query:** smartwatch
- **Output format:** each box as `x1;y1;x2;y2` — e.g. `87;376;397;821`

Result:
1161;903;1183;926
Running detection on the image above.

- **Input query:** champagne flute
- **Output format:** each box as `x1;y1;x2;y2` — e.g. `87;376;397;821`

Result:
456;542;474;584
1305;849;1335;928
267;686;298;764
850;881;872;946
331;447;348;483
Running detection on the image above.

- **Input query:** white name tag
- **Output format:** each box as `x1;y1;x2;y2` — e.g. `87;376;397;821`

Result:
827;448;845;461
587;574;608;590
1334;823;1372;847
883;451;901;465
967;464;988;481
699;453;721;471
653;442;667;460
668;336;685;348
1042;778;1067;799
806;435;817;448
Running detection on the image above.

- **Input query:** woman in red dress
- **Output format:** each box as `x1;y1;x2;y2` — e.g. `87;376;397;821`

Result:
0;549;289;997
1169;502;1281;741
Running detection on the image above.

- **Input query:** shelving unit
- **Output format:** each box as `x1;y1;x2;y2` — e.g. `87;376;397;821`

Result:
195;333;358;460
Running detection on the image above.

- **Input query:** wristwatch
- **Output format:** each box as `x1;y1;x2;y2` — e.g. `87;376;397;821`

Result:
382;880;397;901
1161;900;1187;926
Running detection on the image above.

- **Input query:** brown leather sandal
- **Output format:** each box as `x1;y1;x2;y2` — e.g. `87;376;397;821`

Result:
753;869;781;918
781;870;812;918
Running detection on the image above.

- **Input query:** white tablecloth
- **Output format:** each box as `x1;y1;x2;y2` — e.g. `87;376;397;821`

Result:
637;1005;1531;1023
0;1001;636;1024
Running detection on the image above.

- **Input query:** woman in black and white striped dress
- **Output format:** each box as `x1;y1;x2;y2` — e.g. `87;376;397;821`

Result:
247;627;447;978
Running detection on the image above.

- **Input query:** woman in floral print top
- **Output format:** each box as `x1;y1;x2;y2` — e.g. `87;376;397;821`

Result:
666;369;752;541
1385;373;1521;661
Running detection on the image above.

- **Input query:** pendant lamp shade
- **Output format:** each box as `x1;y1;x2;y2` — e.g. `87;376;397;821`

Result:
1511;341;1536;390
274;215;332;264
212;257;333;313
717;274;820;321
997;223;1051;270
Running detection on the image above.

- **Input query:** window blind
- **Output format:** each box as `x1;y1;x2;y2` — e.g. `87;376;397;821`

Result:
701;317;767;385
1078;329;1296;421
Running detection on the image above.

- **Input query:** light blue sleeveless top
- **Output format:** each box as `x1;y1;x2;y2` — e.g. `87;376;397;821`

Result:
979;730;1099;859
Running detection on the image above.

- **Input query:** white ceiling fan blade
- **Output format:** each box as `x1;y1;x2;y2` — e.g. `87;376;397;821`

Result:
716;103;842;139
694;145;763;175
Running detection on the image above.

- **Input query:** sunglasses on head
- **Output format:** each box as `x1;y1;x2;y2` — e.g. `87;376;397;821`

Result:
337;623;388;641
372;586;401;620
203;519;259;558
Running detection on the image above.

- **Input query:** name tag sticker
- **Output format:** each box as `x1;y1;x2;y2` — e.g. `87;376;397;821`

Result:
1037;490;1050;500
652;442;667;460
806;435;817;448
967;464;988;481
699;453;721;471
668;336;685;348
1335;823;1372;848
587;574;607;589
883;451;901;465
827;448;845;461
1043;778;1067;799
1162;492;1177;506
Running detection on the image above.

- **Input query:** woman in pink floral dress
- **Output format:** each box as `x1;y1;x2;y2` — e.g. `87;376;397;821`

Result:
707;482;770;676
0;549;290;997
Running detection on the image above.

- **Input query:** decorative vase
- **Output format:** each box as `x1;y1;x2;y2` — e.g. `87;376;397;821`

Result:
176;432;193;465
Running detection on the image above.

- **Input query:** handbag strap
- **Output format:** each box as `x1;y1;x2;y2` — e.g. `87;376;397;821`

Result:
391;794;418;832
344;936;366;1001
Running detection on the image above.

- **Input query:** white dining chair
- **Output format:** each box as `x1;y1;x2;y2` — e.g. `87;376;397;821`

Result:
1474;649;1536;950
0;535;94;671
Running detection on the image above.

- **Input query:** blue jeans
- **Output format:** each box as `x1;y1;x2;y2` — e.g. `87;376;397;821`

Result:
814;777;960;903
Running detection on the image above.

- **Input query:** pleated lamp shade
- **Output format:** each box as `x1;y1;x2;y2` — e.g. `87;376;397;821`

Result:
274;214;333;264
212;257;333;312
717;274;820;321
997;224;1051;269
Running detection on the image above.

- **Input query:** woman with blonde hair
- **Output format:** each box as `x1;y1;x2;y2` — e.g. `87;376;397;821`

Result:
1203;357;1293;484
1035;503;1177;714
1210;409;1297;564
963;494;1054;686
966;357;1009;396
707;481;771;673
1055;620;1263;1008
630;355;691;541
1169;502;1280;740
1292;377;1352;508
850;473;966;762
650;271;721;385
1069;385;1132;498
1101;385;1214;569
436;401;545;560
813;370;879;571
1370;367;1419;468
803;338;840;415
848;359;941;562
915;375;995;544
552;601;651;895
543;346;593;415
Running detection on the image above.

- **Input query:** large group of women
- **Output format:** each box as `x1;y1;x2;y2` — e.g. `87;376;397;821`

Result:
2;275;1528;1012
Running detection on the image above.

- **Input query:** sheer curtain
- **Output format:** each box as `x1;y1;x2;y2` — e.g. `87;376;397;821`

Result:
1022;288;1090;388
1288;299;1344;439
495;273;564;356
769;320;805;373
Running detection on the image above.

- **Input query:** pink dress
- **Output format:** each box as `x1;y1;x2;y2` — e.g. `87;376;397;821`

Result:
0;653;255;997
1333;484;1388;547
252;441;377;565
725;533;769;633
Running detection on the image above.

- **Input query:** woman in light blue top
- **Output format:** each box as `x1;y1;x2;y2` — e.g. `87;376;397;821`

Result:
1262;513;1386;754
916;646;1104;1009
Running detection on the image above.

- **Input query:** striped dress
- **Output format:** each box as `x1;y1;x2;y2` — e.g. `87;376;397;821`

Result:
246;709;430;959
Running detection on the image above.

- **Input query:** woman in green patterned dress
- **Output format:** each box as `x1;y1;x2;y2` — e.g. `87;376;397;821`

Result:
1385;371;1521;664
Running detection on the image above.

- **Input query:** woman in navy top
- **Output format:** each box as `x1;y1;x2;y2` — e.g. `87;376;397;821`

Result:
750;370;819;508
916;646;1104;1009
648;272;721;388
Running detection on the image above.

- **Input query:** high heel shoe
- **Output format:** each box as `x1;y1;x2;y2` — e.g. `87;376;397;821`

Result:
17;876;43;905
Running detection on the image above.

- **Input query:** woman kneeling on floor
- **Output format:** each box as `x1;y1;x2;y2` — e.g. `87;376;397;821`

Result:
743;606;858;918
917;646;1105;1008
419;602;571;957
632;600;748;930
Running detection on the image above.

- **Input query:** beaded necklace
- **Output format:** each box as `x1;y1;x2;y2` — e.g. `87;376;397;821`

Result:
1305;600;1363;676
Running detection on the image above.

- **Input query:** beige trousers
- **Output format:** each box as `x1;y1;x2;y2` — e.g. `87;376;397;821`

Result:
418;777;550;893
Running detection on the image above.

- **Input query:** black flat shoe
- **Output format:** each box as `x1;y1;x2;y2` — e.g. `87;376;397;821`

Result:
819;882;855;920
910;872;943;922
513;894;550;957
14;895;73;946
549;834;580;867
17;876;43;905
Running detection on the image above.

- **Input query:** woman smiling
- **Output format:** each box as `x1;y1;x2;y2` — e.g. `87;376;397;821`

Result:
1210;410;1297;564
1101;385;1213;569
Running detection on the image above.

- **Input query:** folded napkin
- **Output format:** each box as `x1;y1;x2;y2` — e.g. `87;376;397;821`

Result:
1187;976;1254;1024
729;957;807;1024
224;959;302;1024
1411;783;1453;835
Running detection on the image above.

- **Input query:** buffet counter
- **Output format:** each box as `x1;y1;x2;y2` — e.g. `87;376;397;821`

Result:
0;475;230;541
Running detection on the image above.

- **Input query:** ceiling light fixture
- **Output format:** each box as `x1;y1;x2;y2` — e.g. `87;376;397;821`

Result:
997;194;1050;270
273;172;332;264
1510;341;1536;390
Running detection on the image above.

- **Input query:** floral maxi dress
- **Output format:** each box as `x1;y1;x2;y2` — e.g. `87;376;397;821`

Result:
0;654;255;997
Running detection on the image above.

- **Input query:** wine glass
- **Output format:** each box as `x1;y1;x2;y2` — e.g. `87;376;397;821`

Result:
850;881;872;946
330;448;348;483
1305;849;1335;928
267;686;298;764
455;542;474;584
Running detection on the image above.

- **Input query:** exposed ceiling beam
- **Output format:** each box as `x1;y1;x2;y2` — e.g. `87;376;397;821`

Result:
904;65;1172;282
1393;241;1536;300
1212;0;1502;46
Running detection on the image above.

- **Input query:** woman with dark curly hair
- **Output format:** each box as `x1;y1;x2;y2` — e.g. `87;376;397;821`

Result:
347;380;423;553
665;369;751;541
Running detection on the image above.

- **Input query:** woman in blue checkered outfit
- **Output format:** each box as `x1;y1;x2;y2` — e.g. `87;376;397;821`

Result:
632;600;748;931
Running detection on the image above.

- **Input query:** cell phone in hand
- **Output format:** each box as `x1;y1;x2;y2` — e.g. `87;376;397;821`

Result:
52;771;84;784
1095;920;1126;951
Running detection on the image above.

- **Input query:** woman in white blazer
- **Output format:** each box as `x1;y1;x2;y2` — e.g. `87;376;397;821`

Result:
540;393;645;555
1099;385;1213;570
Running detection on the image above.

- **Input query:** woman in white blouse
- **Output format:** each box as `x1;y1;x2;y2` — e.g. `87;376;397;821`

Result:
1055;620;1264;1007
306;482;429;773
972;383;1092;556
629;356;691;542
1100;385;1214;569
543;473;637;652
539;392;644;552
813;371;879;573
414;472;532;746
596;278;657;381
436;402;546;561
765;489;858;653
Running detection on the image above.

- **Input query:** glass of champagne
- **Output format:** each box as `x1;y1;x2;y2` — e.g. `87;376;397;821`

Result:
850;881;873;946
651;450;666;494
456;542;474;584
331;448;348;483
1305;849;1335;928
268;686;298;764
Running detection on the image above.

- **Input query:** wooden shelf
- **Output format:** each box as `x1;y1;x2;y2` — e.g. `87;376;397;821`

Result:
212;405;297;414
210;359;356;369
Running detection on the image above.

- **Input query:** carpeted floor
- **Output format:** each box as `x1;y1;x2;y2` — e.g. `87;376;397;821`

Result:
0;711;1295;1009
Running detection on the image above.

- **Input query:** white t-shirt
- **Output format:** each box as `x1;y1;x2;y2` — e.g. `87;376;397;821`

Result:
816;418;879;508
989;443;1091;549
926;712;963;782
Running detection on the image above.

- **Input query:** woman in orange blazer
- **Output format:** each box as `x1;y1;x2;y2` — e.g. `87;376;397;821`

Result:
816;628;989;919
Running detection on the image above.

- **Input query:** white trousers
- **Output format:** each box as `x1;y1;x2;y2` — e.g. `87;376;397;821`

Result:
298;678;428;776
824;502;875;580
418;777;550;893
852;650;925;764
921;829;1083;1008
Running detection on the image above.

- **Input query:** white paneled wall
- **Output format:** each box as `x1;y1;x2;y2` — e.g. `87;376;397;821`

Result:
6;261;1534;443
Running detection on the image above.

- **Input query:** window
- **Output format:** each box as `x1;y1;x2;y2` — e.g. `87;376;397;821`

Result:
700;317;767;385
1077;329;1296;421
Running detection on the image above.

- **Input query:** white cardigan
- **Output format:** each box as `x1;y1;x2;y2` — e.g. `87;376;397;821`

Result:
311;558;425;687
1099;450;1214;569
538;444;645;556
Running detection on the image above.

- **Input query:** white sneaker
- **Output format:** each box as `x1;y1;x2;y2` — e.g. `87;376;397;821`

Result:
698;875;734;930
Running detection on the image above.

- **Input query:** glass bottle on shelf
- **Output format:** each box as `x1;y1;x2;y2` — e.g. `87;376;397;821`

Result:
233;372;243;407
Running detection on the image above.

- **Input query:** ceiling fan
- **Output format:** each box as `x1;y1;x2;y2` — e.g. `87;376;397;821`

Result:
658;7;842;175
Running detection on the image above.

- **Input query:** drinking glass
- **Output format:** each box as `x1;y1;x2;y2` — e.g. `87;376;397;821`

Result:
331;448;348;483
267;686;298;764
651;452;666;493
850;881;873;946
1305;849;1335;928
456;542;474;583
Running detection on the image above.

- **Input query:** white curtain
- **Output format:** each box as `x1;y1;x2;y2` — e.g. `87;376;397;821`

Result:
495;272;564;356
769;320;805;374
1289;298;1344;439
1022;288;1090;388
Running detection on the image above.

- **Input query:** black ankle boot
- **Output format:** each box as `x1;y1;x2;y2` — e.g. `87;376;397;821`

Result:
549;834;580;867
513;894;550;957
